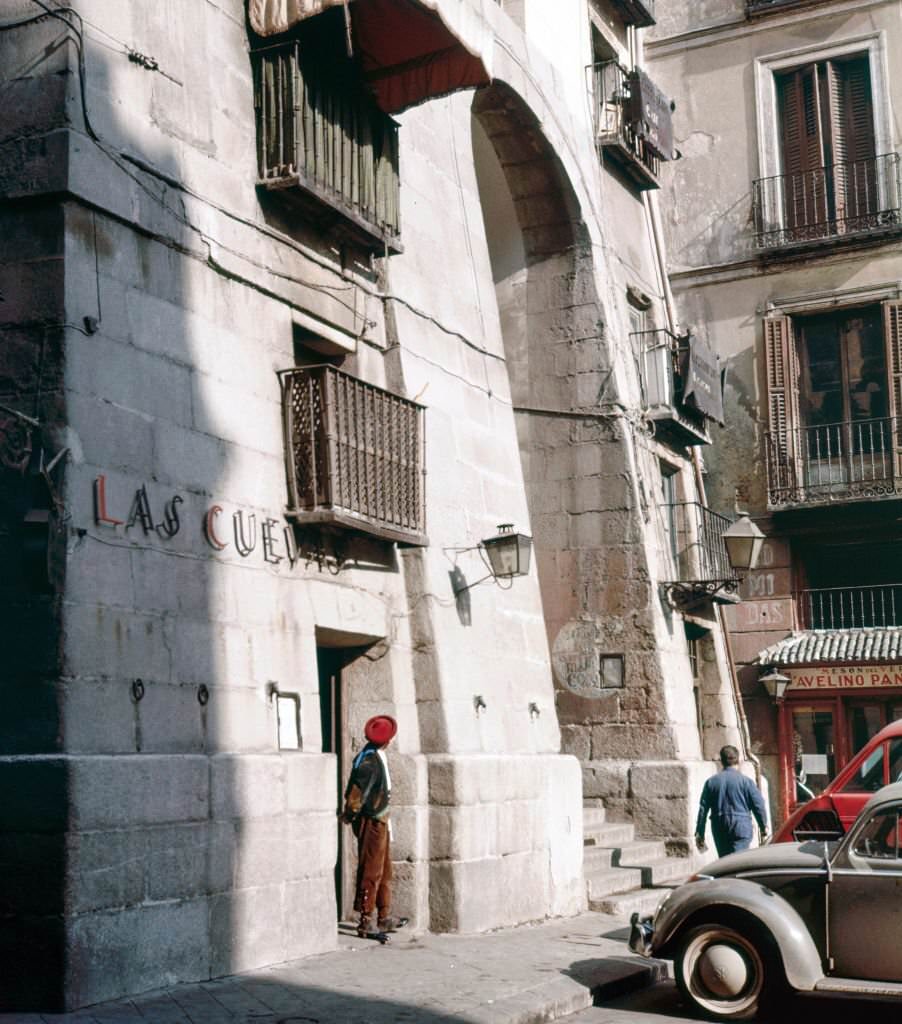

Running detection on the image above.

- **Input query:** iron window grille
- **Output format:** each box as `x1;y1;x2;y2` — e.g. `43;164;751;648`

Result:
279;365;427;547
252;40;401;251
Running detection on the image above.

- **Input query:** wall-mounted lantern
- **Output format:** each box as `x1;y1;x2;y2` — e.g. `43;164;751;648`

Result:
481;524;532;579
759;668;790;704
451;524;533;595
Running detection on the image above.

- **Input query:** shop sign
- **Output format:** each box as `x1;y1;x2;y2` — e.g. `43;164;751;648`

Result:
92;474;299;567
787;665;902;691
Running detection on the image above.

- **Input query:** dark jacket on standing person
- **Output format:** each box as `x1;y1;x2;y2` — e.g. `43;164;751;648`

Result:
342;744;390;825
696;766;768;853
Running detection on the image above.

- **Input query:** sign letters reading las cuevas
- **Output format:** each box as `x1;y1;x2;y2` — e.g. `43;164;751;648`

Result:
788;666;902;691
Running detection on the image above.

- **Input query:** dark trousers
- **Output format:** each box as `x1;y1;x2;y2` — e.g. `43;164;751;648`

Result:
712;820;753;857
353;817;392;917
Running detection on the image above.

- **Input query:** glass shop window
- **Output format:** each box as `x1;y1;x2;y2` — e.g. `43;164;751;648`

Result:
792;706;836;799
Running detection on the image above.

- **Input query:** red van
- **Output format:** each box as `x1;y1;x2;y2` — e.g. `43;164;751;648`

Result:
773;718;902;842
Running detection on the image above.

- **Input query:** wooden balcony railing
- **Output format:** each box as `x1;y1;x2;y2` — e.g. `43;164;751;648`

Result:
752;153;902;250
279;366;427;546
663;502;739;605
797;584;902;629
766;416;902;508
253;42;401;251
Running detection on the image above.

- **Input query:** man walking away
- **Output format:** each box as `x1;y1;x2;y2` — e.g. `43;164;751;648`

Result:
695;745;769;857
341;714;408;939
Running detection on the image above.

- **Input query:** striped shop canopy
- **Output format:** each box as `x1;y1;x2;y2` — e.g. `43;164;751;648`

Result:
248;0;493;113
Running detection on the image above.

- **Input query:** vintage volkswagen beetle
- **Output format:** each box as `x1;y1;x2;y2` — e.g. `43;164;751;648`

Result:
629;782;902;1019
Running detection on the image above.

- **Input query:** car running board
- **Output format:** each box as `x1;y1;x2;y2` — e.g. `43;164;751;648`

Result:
815;977;902;996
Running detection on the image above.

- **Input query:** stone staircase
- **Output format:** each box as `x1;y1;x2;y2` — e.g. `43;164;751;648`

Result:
583;804;692;919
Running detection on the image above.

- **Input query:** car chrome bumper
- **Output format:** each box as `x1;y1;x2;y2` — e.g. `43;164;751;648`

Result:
629;912;654;957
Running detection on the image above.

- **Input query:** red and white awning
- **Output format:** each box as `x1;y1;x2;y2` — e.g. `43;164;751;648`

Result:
248;0;492;113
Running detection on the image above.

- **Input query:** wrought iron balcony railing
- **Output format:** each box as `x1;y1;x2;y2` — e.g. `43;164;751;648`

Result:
608;0;656;28
752;153;902;250
766;416;902;508
279;366;427;546
631;329;711;445
663;502;739;606
591;61;661;190
253;42;401;251
797;584;902;630
747;0;828;13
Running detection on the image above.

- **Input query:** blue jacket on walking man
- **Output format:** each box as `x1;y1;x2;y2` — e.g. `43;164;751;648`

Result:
695;745;769;857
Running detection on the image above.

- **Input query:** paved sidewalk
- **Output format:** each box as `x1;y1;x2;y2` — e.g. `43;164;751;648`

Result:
1;912;668;1024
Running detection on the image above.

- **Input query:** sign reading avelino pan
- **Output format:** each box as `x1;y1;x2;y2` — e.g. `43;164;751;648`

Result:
787;665;902;690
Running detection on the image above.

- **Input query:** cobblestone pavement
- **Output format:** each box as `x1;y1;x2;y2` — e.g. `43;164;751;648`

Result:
1;913;667;1024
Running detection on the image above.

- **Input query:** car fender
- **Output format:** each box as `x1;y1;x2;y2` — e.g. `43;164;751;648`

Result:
652;877;824;991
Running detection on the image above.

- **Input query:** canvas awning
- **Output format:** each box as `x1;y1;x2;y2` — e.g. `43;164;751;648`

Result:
248;0;492;113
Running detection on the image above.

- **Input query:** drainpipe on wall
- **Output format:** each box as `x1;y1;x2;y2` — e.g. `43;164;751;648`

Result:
642;187;763;789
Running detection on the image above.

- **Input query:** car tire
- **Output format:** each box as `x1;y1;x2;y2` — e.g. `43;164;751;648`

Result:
675;922;778;1020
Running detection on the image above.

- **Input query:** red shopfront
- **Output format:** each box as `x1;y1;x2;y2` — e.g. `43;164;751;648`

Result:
777;664;902;817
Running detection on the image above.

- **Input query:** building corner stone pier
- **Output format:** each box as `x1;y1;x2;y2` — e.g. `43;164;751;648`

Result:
0;0;759;1010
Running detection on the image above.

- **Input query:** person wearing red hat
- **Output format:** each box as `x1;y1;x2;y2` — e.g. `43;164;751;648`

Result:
341;714;408;939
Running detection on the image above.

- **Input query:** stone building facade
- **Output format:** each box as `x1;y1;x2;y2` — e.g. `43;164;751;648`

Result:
647;0;902;825
2;0;744;1010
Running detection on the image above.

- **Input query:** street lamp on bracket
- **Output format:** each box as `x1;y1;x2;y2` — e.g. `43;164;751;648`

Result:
663;513;766;611
450;524;533;595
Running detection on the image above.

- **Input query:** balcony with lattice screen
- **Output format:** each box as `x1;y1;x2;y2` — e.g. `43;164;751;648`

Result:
279;366;427;546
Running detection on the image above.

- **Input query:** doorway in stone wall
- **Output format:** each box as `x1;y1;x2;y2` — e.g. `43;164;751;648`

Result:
317;644;354;920
317;629;385;923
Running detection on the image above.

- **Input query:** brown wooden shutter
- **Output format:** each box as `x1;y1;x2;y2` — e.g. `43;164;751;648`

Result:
764;315;801;500
822;57;875;229
779;67;827;233
883;300;902;479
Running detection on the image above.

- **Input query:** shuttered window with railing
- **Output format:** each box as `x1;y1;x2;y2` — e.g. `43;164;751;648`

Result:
753;55;902;247
764;301;902;507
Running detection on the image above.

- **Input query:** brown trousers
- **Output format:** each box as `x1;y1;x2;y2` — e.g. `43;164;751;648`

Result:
353;817;392;916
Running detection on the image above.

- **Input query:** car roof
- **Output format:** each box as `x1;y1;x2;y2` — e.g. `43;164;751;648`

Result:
861;781;902;816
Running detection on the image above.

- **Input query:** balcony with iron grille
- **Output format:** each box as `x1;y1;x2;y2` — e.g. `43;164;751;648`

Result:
252;42;401;253
747;0;836;15
632;329;712;445
752;153;902;252
797;584;902;630
663;502;740;608
607;0;656;28
279;366;427;546
765;417;902;510
591;61;663;190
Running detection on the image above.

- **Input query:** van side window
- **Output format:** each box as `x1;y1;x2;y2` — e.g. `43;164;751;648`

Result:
841;743;885;793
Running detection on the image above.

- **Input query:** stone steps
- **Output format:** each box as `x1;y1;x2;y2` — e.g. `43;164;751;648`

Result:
591;885;681;918
582;803;692;920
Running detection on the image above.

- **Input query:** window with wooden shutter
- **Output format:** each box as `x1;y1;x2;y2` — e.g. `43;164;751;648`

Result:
775;55;877;240
883;300;902;478
764;315;801;502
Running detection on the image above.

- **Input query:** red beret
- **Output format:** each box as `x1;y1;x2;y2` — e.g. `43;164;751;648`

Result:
364;715;397;746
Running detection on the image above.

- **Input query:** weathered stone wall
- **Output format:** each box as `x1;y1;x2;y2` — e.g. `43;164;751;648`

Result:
647;0;902;823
